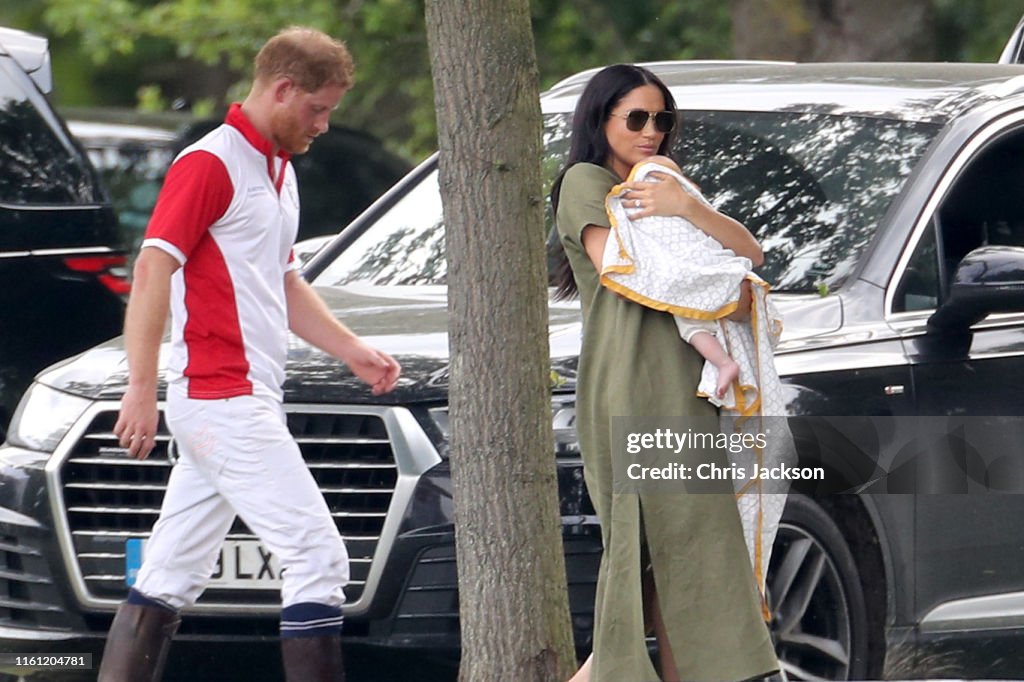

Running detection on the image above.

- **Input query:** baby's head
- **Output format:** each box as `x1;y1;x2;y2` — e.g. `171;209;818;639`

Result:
639;154;681;173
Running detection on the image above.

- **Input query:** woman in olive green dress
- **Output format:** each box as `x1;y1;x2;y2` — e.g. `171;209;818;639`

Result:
551;64;779;682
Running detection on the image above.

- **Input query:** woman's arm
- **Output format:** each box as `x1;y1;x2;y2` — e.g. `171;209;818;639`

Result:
620;171;764;266
581;224;611;273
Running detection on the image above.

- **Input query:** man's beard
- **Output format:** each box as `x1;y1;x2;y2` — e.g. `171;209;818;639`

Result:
270;107;312;155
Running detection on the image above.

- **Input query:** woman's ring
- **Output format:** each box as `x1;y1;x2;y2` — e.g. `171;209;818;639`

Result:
634;199;641;208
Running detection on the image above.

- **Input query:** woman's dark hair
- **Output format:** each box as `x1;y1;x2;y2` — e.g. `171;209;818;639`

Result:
549;64;678;300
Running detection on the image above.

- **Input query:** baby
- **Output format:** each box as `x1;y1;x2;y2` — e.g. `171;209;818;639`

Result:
602;155;751;405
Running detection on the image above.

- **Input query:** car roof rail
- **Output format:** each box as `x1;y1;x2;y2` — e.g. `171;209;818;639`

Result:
544;59;796;96
0;26;52;93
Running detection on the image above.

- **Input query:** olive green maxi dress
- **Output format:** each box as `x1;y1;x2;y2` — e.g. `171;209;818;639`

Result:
556;163;778;682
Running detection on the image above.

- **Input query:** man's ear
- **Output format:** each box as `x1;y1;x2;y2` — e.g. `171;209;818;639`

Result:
272;77;295;103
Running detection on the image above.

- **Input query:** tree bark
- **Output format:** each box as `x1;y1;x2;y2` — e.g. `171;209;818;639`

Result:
423;2;576;681
731;0;937;61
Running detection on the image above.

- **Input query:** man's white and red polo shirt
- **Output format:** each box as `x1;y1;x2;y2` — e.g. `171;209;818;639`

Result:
142;104;298;401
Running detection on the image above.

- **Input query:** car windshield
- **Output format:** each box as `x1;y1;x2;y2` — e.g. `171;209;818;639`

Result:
314;110;939;293
677;111;939;291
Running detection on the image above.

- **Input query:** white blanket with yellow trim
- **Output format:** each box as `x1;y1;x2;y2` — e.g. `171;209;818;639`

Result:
601;162;753;326
603;161;795;607
718;281;795;608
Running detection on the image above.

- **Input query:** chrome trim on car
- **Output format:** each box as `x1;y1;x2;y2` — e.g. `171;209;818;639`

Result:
0;507;45;529
26;246;119;257
0;624;79;641
0;246;119;259
885;109;1024;319
46;401;441;617
773;342;908;378
920;591;1024;632
886;309;1024;350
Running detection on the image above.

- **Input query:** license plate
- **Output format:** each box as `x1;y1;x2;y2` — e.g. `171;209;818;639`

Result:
125;538;283;589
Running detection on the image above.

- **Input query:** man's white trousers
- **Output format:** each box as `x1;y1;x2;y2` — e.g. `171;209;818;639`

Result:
134;389;349;611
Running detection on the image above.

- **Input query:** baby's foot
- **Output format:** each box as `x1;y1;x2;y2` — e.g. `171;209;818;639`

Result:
716;358;740;399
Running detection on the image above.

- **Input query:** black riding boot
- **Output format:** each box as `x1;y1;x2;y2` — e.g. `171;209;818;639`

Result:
97;602;180;682
281;634;345;682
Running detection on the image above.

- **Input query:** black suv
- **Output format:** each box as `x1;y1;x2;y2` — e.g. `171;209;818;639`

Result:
6;60;1024;681
0;27;128;440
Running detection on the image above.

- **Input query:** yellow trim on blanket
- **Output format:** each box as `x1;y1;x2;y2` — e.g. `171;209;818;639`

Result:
600;275;741;320
605;167;646;271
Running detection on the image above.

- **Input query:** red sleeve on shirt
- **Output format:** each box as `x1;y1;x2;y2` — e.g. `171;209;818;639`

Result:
144;150;234;260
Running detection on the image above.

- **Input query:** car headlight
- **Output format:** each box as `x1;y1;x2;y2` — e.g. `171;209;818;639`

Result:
5;383;92;453
427;395;579;459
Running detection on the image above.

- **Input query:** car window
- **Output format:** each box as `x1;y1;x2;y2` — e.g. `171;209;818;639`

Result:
315;115;573;287
0;60;98;205
894;124;1024;312
318;170;447;286
676;111;939;293
82;138;174;238
316;110;937;294
894;223;942;312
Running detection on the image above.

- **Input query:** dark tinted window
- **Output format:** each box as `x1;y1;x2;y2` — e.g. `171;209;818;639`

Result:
0;59;98;205
895;125;1024;312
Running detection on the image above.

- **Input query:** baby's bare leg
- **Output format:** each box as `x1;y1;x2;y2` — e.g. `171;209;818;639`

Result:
689;331;739;399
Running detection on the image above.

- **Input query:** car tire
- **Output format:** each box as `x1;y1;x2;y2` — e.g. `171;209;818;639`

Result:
767;493;870;680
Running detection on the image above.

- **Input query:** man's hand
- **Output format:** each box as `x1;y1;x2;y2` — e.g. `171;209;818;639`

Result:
113;247;178;460
114;384;159;459
340;338;401;395
285;271;401;393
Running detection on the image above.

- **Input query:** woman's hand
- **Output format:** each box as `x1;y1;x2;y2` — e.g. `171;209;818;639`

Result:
621;172;764;267
725;280;753;321
620;171;701;221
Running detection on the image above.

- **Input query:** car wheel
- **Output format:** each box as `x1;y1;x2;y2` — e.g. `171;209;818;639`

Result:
767;494;869;680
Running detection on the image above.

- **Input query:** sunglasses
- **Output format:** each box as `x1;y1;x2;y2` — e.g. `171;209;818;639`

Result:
610;109;676;133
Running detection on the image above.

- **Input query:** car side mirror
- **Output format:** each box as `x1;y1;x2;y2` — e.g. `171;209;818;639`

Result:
927;245;1024;332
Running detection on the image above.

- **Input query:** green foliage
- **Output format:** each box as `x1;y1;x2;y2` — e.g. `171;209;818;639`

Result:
12;0;1024;159
28;0;736;159
933;0;1024;62
42;0;143;63
135;83;166;111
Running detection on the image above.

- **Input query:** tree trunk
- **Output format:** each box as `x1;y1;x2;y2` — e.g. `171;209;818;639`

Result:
423;2;576;681
731;0;937;61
